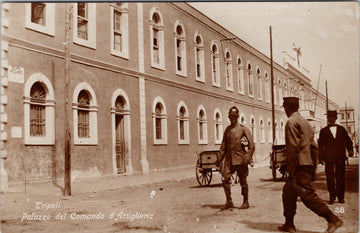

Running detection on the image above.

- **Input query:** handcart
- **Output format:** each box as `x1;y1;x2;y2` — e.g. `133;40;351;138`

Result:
270;144;287;181
195;150;221;187
195;150;239;187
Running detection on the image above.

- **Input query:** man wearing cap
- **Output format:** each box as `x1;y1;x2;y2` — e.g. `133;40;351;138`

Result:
216;106;255;210
319;110;353;204
279;97;343;233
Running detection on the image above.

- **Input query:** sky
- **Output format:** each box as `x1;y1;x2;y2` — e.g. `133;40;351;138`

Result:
190;2;359;114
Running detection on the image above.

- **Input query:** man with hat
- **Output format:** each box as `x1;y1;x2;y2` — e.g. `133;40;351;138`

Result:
319;110;353;204
216;106;255;210
279;97;343;233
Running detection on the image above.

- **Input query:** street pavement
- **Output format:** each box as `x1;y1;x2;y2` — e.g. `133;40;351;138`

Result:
1;157;358;233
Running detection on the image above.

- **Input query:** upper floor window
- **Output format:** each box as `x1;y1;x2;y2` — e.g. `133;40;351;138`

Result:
111;3;129;59
265;72;270;103
194;33;205;82
150;9;165;69
247;63;254;97
211;42;220;87
283;81;288;97
73;82;98;145
225;50;233;91
175;22;187;76
73;3;96;48
24;73;55;145
26;3;55;36
214;109;223;144
237;57;244;95
257;68;262;100
152;97;167;144
197;105;208;144
177;101;189;144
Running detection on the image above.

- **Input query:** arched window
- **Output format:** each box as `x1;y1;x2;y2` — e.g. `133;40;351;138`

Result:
265;72;270;103
194;33;205;82
284;81;288;97
214;109;223;144
257;67;262;100
197;105;208;144
211;42;220;87
29;82;46;137
280;120;285;139
77;90;91;138
247;62;254;97
73;82;98;145
150;8;164;69
225;50;233;91
250;116;256;143
177;101;189;144
237;56;244;94
24;73;55;145
110;3;129;58
152;97;167;144
175;22;187;76
299;87;305;109
259;118;265;143
240;114;246;125
267;119;272;143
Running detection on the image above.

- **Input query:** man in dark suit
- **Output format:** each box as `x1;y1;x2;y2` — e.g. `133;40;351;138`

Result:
319;110;354;204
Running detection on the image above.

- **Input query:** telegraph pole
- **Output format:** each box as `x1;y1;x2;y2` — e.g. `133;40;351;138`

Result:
345;101;348;132
325;80;329;112
64;3;72;196
270;26;276;144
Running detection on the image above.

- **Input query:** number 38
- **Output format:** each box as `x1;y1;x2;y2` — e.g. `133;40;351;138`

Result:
335;207;345;213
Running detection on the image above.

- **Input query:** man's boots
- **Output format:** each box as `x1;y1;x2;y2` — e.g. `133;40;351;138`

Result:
221;180;234;210
239;186;249;209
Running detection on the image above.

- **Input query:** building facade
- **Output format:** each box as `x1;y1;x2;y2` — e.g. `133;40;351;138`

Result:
1;2;338;185
338;106;357;146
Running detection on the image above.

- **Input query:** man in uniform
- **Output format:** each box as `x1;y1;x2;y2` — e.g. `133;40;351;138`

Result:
216;106;255;210
318;110;353;204
279;97;343;233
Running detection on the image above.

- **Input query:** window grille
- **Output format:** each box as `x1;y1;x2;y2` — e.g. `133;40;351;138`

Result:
30;82;46;136
77;3;88;40
77;90;90;138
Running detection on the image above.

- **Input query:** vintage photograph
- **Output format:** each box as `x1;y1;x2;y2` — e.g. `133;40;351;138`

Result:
1;2;359;232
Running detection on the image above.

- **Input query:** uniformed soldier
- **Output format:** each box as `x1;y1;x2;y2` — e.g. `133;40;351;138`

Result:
216;106;255;210
279;97;343;233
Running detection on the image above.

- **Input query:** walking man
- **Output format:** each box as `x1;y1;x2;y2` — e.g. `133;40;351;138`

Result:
318;110;354;204
279;97;343;233
216;106;255;210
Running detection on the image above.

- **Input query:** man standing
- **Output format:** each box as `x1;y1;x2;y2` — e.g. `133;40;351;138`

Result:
279;97;343;233
216;106;255;210
318;110;354;204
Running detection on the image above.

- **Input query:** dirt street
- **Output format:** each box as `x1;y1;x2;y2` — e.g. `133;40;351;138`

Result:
1;159;358;233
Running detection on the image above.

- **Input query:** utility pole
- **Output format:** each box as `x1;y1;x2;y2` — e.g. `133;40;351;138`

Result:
325;80;329;112
270;26;276;144
313;64;322;114
345;101;348;133
64;3;72;196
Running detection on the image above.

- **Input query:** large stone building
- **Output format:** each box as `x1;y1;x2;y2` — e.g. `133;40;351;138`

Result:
1;2;337;187
338;106;357;146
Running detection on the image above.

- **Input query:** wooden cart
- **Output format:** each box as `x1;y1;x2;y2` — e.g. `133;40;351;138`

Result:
270;144;287;181
195;150;221;187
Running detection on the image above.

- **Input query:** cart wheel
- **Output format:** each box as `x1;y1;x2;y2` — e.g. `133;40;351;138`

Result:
195;159;212;187
271;158;277;181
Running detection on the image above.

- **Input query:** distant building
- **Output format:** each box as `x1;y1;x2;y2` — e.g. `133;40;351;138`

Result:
1;3;338;187
338;106;357;145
